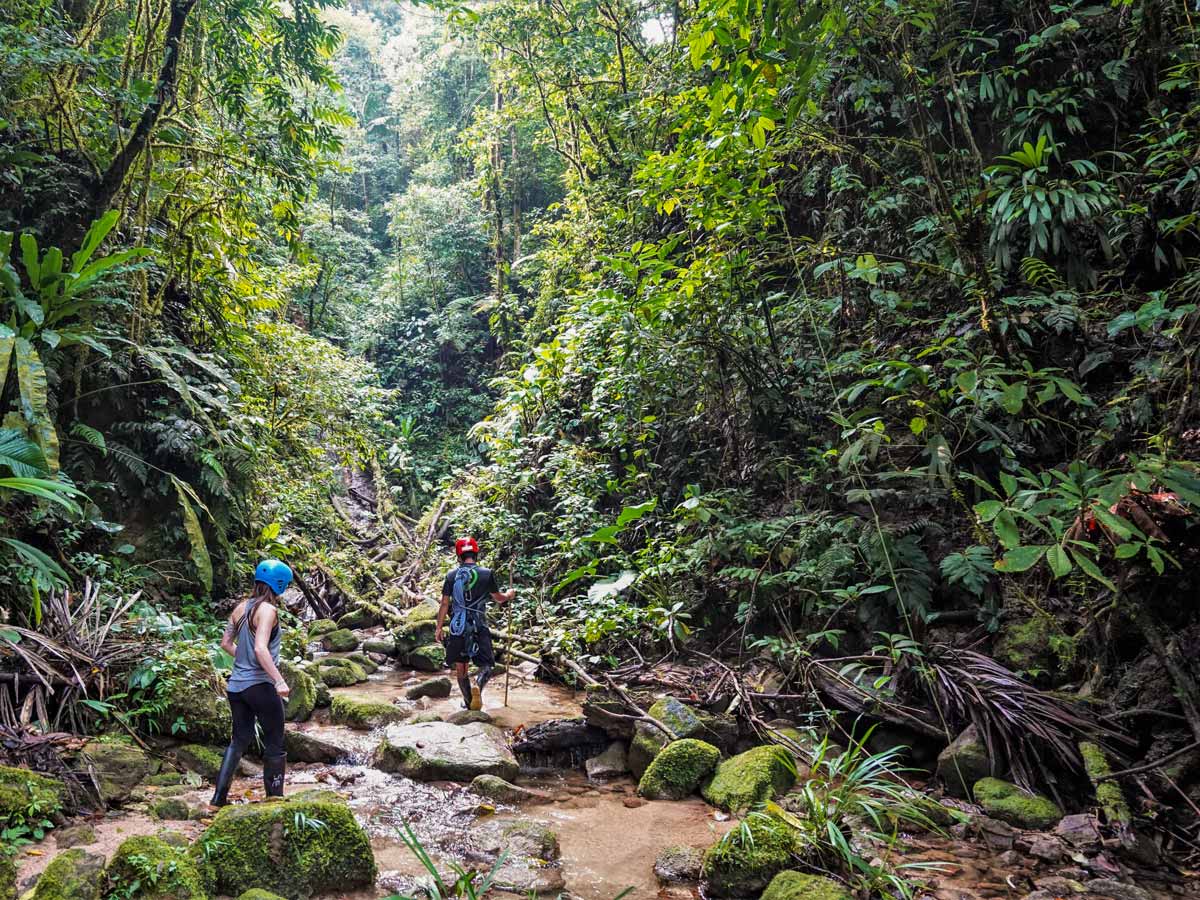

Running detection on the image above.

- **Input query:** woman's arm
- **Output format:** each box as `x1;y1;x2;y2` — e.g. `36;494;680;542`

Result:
252;604;290;698
220;611;238;657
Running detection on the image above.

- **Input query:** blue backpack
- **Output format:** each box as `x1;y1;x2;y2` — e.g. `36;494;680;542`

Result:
449;564;482;638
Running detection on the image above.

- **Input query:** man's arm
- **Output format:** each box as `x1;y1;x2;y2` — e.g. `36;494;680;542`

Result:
490;589;516;604
252;605;290;699
435;594;451;642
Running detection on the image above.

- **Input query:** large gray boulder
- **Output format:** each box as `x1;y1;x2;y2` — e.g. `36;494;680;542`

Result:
936;724;991;798
372;721;519;782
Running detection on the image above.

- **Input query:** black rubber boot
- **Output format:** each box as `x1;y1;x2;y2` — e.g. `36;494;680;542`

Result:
263;752;286;798
457;675;473;707
210;745;243;807
476;665;494;690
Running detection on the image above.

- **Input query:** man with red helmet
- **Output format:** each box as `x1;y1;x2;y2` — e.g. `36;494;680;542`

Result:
435;537;515;710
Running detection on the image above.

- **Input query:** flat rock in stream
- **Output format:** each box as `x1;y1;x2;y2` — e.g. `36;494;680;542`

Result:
283;729;347;763
373;721;519;782
466;819;564;897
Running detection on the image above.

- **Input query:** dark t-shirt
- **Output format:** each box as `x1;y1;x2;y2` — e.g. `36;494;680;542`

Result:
442;564;499;624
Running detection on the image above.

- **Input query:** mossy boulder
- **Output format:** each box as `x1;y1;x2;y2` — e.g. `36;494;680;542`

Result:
320;629;359;652
55;823;97;848
702;812;796;897
406;676;452;700
174;744;223;781
373;721;519;782
316;659;367;688
361;637;397;656
279;660;316;722
405;643;446;672
336;608;376;630
654;845;704;884
639;739;720;800
0;764;66;826
191;790;375;899
237;891;288;900
628;698;737;778
761;870;854;900
0;851;15;900
392;604;438;654
83;740;153;805
936;724;992;799
330;695;412;730
29;849;106;900
1080;741;1131;827
994;617;1055;675
973;777;1063;829
306;619;337;640
160;656;230;745
702;745;796;814
150;797;192;821
313;681;331;708
342;652;378;675
107;835;207;899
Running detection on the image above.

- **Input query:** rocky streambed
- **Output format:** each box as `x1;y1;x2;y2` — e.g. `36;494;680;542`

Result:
9;625;1200;900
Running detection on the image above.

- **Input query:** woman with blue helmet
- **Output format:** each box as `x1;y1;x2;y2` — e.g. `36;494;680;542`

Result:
209;558;294;808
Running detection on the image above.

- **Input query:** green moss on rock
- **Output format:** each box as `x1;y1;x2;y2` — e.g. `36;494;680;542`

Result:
316;659;367;687
0;851;15;900
405;643;446;671
973;777;1063;829
237;891;288;900
159;649;231;745
1079;741;1131;827
936;725;991;799
330;695;412;730
30;849;106;900
994;617;1055;675
83;740;152;805
279;660;316;722
639;739;720;800
0;764;66;826
321;629;359;652
307;619;337;640
175;745;223;781
702;813;795;897
336;608;375;630
702;745;796;814
191;791;376;899
107;835;206;899
760;870;854;900
629;698;737;778
150;797;191;821
342;653;378;675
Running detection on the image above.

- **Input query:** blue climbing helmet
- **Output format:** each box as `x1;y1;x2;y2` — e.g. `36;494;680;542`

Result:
254;559;293;595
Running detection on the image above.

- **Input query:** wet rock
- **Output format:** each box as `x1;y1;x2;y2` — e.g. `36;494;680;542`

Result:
973;778;1062;829
500;819;560;860
321;628;359;652
639;739;720;800
1083;880;1153;900
0;765;66;825
1055;813;1102;848
157;828;191;848
317;658;368;687
1033;876;1086;894
447;709;492;725
407;676;453;700
937;725;991;799
701;745;796;814
492;862;566;897
701;811;794;897
406;643;446;671
512;718;608;755
373;720;519;782
83;739;152;805
362;637;397;656
110;835;206;898
761;870;854;900
174;743;228;781
307;618;338;639
313;680;332;708
55;823;97;849
470;774;551;804
330;694;414;730
1029;834;1065;862
336;607;377;630
628;698;737;778
343;651;379;675
193;789;376;897
393;604;438;655
1119;831;1161;867
283;729;344;764
654;845;704;884
411;712;444;723
279;659;316;722
467;819;564;896
28;848;106;900
581;684;656;739
585;742;629;780
149;796;191;820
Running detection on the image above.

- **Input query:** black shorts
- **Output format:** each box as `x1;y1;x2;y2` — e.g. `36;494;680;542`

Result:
444;628;494;667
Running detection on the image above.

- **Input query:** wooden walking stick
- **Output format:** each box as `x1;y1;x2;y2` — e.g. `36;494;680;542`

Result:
504;555;514;707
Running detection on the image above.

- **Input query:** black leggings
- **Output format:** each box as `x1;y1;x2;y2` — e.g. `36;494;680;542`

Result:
228;682;285;758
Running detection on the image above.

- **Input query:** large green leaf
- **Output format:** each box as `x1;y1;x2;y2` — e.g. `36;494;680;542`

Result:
0;537;68;585
172;475;213;593
70;210;120;274
0;477;83;513
0;428;47;477
13;338;59;471
0;330;13;401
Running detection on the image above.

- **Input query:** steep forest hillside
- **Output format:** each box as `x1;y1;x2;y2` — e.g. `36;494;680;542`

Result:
2;0;1200;897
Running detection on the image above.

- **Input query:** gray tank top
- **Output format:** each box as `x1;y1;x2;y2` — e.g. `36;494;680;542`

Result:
226;598;281;693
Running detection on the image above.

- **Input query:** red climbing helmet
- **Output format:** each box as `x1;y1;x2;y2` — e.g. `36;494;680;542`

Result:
455;536;480;558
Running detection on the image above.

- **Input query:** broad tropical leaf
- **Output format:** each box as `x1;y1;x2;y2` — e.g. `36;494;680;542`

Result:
0;428;48;477
172;475;213;593
13;337;59;471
